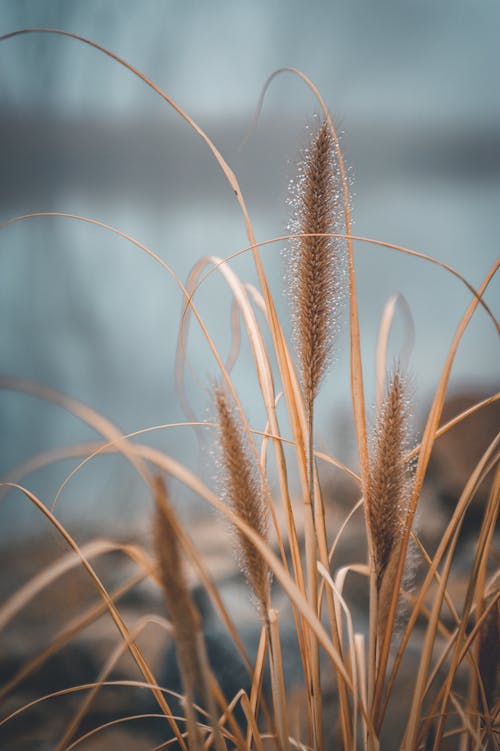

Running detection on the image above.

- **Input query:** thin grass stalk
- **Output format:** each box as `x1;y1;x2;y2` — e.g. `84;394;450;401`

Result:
319;562;368;750
246;626;269;750
313;471;354;749
268;609;290;751
203;671;249;751
244;280;318;739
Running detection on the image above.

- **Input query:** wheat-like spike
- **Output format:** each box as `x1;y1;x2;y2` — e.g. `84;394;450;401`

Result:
214;385;269;612
367;368;412;592
154;476;202;646
287;119;345;415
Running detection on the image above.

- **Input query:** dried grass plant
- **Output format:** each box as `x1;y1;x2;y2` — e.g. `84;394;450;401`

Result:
0;27;499;751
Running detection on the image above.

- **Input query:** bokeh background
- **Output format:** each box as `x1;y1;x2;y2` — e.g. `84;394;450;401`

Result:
1;0;499;542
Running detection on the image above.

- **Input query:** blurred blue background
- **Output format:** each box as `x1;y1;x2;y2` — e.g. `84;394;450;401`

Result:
0;0;498;541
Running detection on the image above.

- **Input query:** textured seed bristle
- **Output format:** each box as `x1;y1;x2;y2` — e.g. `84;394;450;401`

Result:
214;384;269;612
367;367;412;594
286;119;346;415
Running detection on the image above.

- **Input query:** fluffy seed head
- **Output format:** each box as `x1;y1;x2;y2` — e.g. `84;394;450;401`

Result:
367;367;412;591
286;119;347;414
213;384;269;612
153;476;201;650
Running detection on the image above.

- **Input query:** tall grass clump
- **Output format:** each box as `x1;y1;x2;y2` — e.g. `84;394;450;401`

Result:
0;28;499;751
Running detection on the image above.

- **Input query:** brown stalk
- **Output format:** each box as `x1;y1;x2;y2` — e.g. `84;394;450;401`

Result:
154;477;225;751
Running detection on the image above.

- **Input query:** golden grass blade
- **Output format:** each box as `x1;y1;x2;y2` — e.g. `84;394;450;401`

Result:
0;376;152;492
268;609;290;751
0;29;251;221
318;565;360;711
0;426;360;507
0;681;167;728
63;714;184;751
376;294;414;414
3;214;497;334
207;685;256;751
242;688;266;751
247;625;269;750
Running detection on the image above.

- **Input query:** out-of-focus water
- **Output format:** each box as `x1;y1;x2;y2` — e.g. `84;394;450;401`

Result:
0;1;499;540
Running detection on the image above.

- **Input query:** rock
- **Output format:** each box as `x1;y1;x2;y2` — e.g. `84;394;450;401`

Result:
426;388;499;531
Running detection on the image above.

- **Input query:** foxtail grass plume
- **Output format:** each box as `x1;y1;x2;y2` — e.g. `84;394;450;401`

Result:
153;476;202;646
287;119;346;416
214;384;269;613
153;476;204;750
367;367;412;629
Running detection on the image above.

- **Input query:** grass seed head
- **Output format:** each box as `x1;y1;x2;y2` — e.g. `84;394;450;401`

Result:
367;367;413;592
286;119;347;415
213;384;269;613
